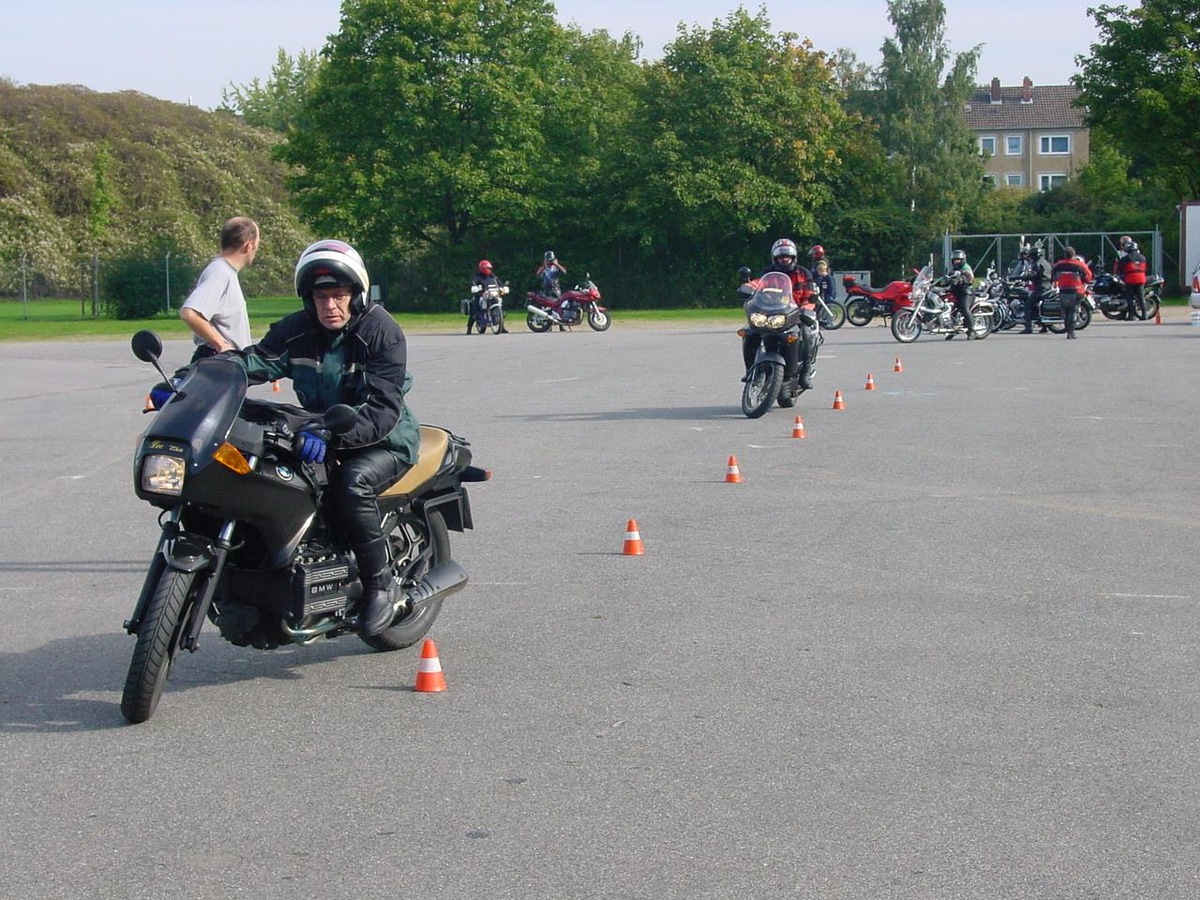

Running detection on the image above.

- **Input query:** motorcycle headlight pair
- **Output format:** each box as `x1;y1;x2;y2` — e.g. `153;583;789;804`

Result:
749;312;787;329
141;454;186;496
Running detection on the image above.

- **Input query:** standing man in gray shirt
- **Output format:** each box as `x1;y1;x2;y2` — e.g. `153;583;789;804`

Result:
180;217;259;359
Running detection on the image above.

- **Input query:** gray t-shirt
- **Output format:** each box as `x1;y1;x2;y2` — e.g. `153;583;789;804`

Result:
181;256;252;349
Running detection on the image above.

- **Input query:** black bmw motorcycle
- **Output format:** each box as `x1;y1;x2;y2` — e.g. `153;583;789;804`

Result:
737;271;819;418
121;331;489;724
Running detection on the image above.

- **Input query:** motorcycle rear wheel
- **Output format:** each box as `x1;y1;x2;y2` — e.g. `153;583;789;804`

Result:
121;568;200;724
527;312;552;333
360;510;451;652
1074;304;1092;330
587;307;611;331
741;362;783;418
1100;305;1125;321
890;309;921;343
846;299;872;326
1140;294;1160;321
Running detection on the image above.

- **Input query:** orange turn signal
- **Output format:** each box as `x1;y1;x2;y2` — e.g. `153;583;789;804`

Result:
212;441;252;475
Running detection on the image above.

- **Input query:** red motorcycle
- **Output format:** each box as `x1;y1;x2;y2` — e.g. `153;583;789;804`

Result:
526;275;611;332
841;273;917;326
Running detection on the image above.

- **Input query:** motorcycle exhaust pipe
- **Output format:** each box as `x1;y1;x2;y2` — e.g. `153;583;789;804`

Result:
400;560;469;611
526;304;559;322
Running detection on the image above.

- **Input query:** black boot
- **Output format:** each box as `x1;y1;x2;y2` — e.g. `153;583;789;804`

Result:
799;364;814;390
355;537;396;636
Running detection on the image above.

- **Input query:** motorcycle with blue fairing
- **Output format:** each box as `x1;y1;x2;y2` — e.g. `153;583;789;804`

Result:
737;271;820;418
121;331;490;724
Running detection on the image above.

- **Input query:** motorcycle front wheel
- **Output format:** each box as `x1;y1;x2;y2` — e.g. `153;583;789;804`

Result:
741;362;783;418
821;302;846;330
527;311;552;333
360;510;451;652
489;306;505;334
969;314;991;339
121;568;201;724
1100;303;1125;321
890;309;922;343
587;307;611;331
846;299;872;326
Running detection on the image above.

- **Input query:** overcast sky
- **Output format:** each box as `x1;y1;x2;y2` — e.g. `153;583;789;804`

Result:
4;1;1099;110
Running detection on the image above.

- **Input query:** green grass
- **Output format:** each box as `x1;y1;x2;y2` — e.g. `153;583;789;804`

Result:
0;296;746;341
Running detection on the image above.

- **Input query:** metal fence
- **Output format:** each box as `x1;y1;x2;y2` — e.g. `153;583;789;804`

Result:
943;230;1165;282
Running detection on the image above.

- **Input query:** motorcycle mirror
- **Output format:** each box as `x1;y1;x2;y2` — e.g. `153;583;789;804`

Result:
323;404;358;435
131;330;163;363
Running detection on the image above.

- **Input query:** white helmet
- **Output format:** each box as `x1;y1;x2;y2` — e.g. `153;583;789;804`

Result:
294;239;371;314
770;238;798;261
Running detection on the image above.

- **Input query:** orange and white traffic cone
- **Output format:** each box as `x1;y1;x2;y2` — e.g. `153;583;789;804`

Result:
271;380;282;392
143;394;155;412
865;373;876;391
832;390;845;410
725;455;743;483
414;638;447;692
622;518;645;556
791;415;806;439
894;357;903;373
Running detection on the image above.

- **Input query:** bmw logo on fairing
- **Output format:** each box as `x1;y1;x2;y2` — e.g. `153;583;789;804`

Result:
275;464;295;481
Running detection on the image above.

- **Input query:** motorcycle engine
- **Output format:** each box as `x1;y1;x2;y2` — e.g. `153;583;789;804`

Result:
290;554;355;620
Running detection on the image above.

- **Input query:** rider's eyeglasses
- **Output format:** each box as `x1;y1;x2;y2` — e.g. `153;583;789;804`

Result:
312;289;353;305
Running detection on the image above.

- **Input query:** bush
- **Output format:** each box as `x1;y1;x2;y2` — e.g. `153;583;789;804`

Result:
102;254;197;320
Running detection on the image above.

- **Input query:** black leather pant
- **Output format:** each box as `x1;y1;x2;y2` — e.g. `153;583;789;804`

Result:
1123;283;1145;319
952;289;974;334
1023;288;1042;330
1061;291;1079;336
327;447;411;550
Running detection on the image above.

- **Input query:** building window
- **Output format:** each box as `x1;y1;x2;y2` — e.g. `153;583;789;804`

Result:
1039;135;1070;154
979;136;996;157
1006;135;1022;155
982;174;997;187
1005;173;1023;187
1039;173;1067;191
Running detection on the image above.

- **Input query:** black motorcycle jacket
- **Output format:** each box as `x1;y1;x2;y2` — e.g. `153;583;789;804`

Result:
232;304;421;463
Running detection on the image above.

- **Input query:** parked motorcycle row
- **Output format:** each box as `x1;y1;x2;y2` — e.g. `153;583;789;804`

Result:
459;274;612;334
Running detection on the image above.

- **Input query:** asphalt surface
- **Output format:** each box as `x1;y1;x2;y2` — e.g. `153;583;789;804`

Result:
2;311;1199;899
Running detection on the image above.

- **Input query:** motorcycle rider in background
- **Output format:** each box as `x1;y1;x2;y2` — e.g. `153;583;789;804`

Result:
1021;244;1053;334
1114;237;1148;320
228;239;422;635
944;249;975;339
812;258;835;310
536;250;569;331
468;259;509;334
1051;245;1092;340
741;238;817;390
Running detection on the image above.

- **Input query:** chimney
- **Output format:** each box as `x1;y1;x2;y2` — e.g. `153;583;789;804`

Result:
991;77;1001;104
1021;76;1033;104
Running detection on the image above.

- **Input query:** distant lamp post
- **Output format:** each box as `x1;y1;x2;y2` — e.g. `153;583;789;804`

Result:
165;251;171;313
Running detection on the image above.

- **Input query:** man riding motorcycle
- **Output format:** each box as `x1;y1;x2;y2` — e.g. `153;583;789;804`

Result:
741;238;818;390
225;240;421;636
468;259;509;334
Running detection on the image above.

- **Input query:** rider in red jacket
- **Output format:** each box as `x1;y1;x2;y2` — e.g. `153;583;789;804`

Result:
1051;246;1093;340
741;238;817;389
1114;237;1148;320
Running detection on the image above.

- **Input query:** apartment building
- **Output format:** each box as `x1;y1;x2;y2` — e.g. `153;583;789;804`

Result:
963;77;1089;192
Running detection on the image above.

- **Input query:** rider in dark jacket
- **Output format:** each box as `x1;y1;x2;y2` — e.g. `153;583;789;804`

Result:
230;240;421;635
468;260;509;334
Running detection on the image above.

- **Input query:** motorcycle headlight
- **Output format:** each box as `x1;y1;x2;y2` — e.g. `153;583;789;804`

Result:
141;454;185;496
749;312;787;329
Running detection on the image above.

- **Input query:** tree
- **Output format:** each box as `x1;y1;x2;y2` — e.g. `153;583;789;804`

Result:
279;0;561;260
1075;0;1200;200
220;49;323;132
870;0;985;262
618;8;850;287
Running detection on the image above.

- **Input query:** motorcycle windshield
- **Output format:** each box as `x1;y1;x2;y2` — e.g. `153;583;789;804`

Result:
744;272;797;317
148;356;248;471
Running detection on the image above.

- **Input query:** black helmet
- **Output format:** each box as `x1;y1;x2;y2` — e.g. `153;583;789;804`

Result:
737;266;752;283
950;249;967;266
